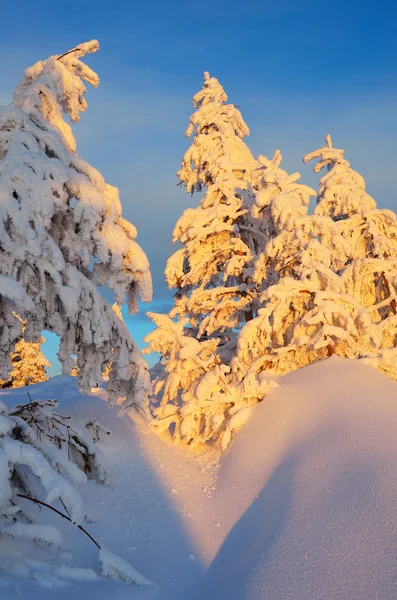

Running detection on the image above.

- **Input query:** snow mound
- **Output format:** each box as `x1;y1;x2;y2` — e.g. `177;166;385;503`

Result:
3;360;397;600
197;356;397;599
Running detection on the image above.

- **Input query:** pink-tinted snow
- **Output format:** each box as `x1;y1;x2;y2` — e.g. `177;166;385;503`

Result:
2;356;397;598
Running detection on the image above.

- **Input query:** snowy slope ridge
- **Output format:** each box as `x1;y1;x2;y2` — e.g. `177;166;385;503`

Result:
198;356;397;599
2;358;397;599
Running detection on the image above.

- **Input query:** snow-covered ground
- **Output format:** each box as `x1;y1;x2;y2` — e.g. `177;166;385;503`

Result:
2;356;397;599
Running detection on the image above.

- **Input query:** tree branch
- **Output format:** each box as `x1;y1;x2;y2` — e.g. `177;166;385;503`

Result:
57;48;81;61
17;493;100;549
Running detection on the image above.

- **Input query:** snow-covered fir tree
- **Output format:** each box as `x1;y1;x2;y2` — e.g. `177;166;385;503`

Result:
251;149;350;289
235;135;397;387
231;146;354;384
303;135;397;378
144;312;277;449
0;41;152;414
235;276;380;380
303;134;397;261
0;315;50;388
144;73;276;448
165;71;261;352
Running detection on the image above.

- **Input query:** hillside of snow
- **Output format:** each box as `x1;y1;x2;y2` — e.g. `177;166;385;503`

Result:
2;356;397;599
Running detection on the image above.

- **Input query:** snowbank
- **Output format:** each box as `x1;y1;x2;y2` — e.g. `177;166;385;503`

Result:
3;358;397;599
197;356;397;599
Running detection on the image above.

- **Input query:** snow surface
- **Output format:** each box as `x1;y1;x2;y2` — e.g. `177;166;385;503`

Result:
2;357;397;598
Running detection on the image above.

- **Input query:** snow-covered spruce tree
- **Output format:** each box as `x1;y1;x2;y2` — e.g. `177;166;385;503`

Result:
235;136;397;386
165;71;262;353
0;41;152;414
235;276;381;380
144;313;277;449
304;135;397;379
0;315;50;388
0;398;152;585
144;74;277;448
232;148;354;384
304;134;397;262
251;149;350;289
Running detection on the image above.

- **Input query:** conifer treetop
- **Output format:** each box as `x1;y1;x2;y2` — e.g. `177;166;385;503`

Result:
164;72;260;345
304;134;376;220
303;134;347;173
179;72;256;193
191;71;228;108
256;149;283;172
253;149;316;229
13;40;100;153
185;71;248;139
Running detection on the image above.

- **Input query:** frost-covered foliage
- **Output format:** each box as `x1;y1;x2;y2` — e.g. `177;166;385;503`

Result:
145;73;277;448
165;72;261;351
252;150;313;241
99;545;153;586
177;72;258;194
236;135;397;385
0;41;152;415
302;135;397;379
10;398;109;483
304;134;397;261
0;397;151;587
144;313;276;449
304;134;376;220
111;302;124;322
92;303;124;379
235;277;380;378
251;149;351;290
0;314;50;388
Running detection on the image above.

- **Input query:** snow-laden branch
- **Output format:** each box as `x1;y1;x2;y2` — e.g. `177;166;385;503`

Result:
0;42;152;413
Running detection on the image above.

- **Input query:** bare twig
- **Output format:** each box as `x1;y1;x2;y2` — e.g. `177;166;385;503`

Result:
17;493;100;549
57;48;81;61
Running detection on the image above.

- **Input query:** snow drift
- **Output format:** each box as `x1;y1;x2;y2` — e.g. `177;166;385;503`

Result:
196;356;397;599
3;357;397;600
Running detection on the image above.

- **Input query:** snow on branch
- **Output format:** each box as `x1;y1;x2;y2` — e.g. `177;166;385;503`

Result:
0;314;50;388
144;312;276;448
0;398;152;587
0;42;152;414
14;40;100;152
145;73;276;447
235;277;381;380
304;134;376;220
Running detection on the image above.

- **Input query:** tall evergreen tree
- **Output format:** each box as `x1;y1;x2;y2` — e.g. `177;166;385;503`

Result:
303;135;397;379
164;72;261;359
235;135;397;386
145;73;276;447
0;41;152;414
304;136;397;323
251;149;350;289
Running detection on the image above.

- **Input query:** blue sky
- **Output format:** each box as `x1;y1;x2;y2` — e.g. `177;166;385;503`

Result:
1;0;397;371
